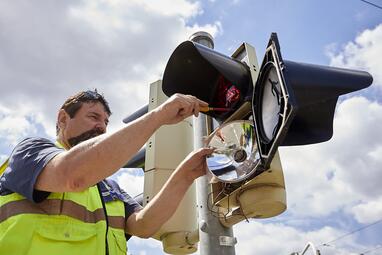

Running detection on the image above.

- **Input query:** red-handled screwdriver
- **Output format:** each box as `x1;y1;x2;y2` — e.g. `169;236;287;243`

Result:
200;107;232;113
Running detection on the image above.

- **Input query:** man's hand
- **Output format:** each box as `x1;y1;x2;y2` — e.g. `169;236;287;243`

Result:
125;147;214;238
175;147;215;183
154;93;208;125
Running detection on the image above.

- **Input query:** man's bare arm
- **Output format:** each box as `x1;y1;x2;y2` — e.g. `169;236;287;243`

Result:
35;94;208;192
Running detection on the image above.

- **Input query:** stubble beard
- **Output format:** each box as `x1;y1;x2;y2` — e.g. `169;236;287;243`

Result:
67;127;105;147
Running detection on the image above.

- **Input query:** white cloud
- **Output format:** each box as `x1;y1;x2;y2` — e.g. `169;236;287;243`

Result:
279;96;382;218
234;221;365;255
0;0;222;141
0;155;8;164
116;169;144;197
68;0;203;39
350;196;382;224
128;236;163;255
0;102;42;146
278;25;382;220
131;0;202;18
331;97;382;198
326;24;382;89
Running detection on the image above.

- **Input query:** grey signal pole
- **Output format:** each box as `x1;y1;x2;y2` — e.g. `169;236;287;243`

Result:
191;31;236;255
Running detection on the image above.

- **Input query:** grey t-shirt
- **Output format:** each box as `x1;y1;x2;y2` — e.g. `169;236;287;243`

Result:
0;137;142;220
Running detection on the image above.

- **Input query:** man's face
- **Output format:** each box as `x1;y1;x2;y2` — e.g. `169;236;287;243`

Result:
62;101;110;147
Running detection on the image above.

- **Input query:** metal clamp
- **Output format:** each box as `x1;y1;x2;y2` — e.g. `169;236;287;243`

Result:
219;236;237;247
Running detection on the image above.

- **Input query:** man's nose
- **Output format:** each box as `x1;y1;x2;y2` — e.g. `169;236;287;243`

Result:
95;121;107;133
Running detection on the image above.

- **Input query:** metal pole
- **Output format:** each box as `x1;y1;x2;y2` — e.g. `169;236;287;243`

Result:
191;31;236;255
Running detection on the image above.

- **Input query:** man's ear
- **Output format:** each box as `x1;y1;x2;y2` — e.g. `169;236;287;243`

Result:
57;109;69;131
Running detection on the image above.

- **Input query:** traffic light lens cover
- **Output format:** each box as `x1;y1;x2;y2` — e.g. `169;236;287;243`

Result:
260;63;282;143
206;120;261;183
214;75;241;109
252;33;373;169
253;57;289;165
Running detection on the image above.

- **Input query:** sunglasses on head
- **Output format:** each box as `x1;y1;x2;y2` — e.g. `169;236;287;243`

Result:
62;89;110;113
80;90;104;100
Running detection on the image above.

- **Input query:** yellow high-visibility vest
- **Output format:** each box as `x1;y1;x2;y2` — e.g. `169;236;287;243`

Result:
0;142;127;255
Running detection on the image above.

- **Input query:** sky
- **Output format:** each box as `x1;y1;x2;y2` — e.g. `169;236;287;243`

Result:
0;0;381;254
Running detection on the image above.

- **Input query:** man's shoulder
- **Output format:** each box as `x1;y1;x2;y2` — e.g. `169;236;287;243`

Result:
0;137;61;199
9;137;63;167
15;137;55;147
12;137;58;154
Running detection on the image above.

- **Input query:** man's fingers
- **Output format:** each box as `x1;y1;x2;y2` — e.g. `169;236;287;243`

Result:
191;100;200;117
192;96;208;115
197;147;215;157
168;94;209;122
176;97;192;116
182;95;202;118
180;97;204;118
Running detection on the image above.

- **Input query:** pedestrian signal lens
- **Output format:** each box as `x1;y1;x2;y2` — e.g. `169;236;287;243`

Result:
257;62;284;143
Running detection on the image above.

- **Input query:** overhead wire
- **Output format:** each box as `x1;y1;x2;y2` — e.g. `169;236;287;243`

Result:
360;0;382;10
358;244;382;254
319;217;382;247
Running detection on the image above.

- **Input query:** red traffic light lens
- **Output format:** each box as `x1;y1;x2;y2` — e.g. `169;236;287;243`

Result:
214;75;241;109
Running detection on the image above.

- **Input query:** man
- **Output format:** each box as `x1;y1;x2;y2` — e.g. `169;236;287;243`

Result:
0;89;213;255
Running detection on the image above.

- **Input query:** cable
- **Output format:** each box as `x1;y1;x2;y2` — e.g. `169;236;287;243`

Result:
360;0;382;10
320;217;382;247
358;244;382;254
206;182;250;223
318;243;382;255
206;185;231;219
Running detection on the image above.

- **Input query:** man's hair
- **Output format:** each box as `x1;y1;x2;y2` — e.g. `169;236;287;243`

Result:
56;89;112;135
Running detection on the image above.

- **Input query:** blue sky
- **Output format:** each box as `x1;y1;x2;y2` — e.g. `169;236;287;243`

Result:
194;0;381;62
0;1;381;254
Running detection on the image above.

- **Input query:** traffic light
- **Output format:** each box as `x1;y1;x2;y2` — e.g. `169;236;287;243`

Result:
163;32;373;169
162;32;373;226
162;40;253;122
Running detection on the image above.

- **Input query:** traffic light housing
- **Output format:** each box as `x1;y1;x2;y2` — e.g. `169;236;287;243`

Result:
161;32;373;226
162;41;253;122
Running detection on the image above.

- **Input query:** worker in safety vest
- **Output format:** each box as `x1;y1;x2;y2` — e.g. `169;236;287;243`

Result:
0;89;213;255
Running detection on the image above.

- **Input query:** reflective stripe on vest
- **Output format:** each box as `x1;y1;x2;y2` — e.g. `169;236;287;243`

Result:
0;141;127;255
0;158;8;176
0;197;125;230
